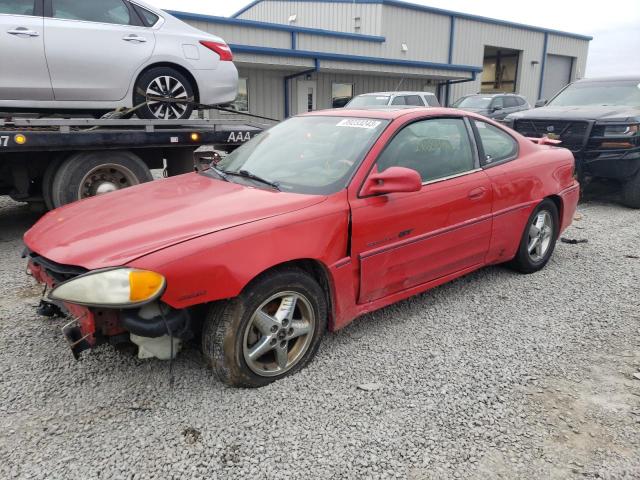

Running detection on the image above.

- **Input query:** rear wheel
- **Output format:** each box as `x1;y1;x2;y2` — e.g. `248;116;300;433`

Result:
509;199;559;273
50;150;153;207
621;170;640;209
202;268;327;388
134;67;195;120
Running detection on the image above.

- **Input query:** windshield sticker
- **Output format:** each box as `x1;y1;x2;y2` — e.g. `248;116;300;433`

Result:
336;119;382;129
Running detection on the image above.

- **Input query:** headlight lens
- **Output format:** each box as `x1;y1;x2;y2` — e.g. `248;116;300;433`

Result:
50;268;165;308
602;124;639;137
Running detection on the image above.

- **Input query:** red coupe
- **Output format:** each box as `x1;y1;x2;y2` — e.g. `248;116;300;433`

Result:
24;107;579;387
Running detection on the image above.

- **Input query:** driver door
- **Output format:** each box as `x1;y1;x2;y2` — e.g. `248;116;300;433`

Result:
350;117;493;303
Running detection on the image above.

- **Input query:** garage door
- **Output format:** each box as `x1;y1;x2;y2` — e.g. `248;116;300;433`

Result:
541;54;573;100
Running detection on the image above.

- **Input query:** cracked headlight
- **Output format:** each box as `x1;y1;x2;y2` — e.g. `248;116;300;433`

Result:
50;268;165;308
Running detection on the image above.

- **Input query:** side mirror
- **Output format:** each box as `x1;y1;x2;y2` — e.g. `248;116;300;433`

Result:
492;105;503;112
535;99;548;108
361;166;422;196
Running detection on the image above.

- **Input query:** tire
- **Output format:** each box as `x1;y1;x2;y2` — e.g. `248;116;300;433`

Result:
51;150;153;207
202;268;327;388
509;199;559;274
134;67;195;120
42;155;65;211
621;170;640;209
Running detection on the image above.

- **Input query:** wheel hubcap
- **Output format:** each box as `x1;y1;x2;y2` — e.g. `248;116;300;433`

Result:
527;210;553;262
242;292;315;377
78;164;139;199
146;75;189;120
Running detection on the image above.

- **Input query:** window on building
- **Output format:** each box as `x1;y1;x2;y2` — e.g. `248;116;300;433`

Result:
0;0;34;15
481;46;520;93
52;0;132;25
226;78;248;112
377;118;475;182
474;120;518;165
332;83;354;108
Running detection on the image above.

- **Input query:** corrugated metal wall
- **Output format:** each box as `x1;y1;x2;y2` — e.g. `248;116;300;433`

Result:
236;0;383;36
450;18;546;104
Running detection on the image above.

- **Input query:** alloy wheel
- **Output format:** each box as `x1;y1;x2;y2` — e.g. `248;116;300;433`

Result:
145;75;190;120
242;291;315;377
527;210;554;262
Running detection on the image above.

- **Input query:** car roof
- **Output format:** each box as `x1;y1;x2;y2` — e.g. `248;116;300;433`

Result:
574;76;640;83
303;107;465;120
461;93;524;98
356;91;437;97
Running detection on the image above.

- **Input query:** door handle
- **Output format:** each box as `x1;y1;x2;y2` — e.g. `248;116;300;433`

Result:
468;187;487;200
7;28;40;37
123;34;147;42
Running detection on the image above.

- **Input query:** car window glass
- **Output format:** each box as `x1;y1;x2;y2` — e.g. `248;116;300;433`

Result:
504;97;518;108
377;118;475;183
475;120;517;164
0;0;34;15
52;0;131;25
405;95;425;106
425;95;440;107
517;97;526;106
391;96;407;105
492;97;504;109
135;5;159;26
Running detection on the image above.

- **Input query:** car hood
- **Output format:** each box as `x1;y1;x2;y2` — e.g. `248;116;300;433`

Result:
24;173;326;270
508;105;640;122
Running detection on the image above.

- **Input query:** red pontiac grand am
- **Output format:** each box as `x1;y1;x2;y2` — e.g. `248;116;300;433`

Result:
24;108;579;387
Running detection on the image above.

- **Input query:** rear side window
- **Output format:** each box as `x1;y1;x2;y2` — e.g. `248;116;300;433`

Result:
404;95;425;106
133;4;159;26
517;96;527;106
504;97;519;108
491;97;505;109
391;96;407;105
52;0;132;25
0;0;34;15
425;95;440;107
474;120;518;165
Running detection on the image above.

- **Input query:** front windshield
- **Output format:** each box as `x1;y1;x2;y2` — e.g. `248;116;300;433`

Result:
548;80;640;107
346;95;391;107
453;96;492;108
215;116;389;195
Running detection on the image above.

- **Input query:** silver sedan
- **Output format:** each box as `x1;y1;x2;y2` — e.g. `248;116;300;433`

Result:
0;0;238;119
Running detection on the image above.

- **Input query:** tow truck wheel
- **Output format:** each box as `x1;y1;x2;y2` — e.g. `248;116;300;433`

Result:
621;171;640;209
134;67;195;120
202;268;327;388
51;151;153;207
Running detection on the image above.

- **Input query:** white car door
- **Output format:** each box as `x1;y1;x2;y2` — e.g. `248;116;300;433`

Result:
0;1;53;100
44;0;155;102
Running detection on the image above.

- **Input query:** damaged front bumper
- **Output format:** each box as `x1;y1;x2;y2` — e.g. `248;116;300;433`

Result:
26;255;190;360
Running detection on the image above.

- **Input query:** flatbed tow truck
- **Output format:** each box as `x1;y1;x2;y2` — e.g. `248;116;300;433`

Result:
0;116;266;210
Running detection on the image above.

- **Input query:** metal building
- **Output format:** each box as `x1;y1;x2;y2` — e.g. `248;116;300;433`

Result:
171;0;591;120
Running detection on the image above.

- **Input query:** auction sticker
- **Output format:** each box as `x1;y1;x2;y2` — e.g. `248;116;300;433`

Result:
336;119;382;129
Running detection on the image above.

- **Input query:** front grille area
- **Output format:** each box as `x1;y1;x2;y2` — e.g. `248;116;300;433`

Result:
514;119;589;152
26;249;87;284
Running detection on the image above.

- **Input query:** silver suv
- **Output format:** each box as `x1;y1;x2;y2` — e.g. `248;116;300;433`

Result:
0;0;238;119
345;91;441;108
452;94;530;120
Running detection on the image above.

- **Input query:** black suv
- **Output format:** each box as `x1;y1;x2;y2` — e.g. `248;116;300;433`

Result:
452;93;530;120
505;76;640;208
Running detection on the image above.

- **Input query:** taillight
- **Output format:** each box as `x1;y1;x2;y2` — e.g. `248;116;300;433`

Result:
200;41;233;61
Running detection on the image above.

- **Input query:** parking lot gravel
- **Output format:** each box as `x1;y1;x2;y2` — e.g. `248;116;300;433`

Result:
1;192;639;480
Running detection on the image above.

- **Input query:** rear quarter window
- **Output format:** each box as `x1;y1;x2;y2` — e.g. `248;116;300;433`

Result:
474;120;518;166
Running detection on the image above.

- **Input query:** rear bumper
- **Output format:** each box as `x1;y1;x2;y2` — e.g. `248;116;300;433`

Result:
193;62;238;106
558;182;580;233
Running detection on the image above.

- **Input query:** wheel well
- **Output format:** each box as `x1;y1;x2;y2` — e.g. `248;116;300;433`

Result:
135;63;200;103
245;259;335;330
546;194;563;230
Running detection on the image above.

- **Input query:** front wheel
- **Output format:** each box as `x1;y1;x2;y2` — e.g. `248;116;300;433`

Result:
621;170;640;209
202;268;327;388
509;199;559;273
134;67;195;120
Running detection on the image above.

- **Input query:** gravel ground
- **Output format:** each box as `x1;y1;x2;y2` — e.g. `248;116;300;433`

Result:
0;192;639;480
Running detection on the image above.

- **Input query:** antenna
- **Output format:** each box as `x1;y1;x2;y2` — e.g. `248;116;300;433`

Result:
394;77;405;92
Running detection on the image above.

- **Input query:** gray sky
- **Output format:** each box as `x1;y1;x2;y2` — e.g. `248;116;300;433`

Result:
146;0;640;77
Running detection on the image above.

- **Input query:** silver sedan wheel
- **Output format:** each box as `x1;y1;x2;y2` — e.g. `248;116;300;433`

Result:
145;75;189;120
242;291;315;377
78;163;139;199
527;210;554;262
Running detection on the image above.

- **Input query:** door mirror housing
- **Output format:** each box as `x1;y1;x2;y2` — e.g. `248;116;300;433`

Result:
535;99;548;107
361;167;422;196
492;105;503;112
